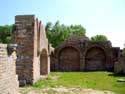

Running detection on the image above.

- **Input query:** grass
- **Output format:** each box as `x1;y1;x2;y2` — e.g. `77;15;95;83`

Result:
27;72;125;94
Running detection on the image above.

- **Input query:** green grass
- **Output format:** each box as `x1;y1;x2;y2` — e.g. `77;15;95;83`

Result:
31;72;125;94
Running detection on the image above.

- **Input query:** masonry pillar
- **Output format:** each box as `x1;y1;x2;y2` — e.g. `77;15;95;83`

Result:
13;15;35;85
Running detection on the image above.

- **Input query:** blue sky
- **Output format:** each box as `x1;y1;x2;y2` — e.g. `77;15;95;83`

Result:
0;0;125;48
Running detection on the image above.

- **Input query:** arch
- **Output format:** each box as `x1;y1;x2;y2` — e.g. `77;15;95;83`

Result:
57;45;80;57
37;21;41;56
40;49;48;75
85;47;106;71
59;47;80;71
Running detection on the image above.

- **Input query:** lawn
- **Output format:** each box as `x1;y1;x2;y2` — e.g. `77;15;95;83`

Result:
24;72;125;94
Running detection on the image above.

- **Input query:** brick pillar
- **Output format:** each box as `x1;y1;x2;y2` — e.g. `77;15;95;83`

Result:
13;15;50;86
14;15;35;86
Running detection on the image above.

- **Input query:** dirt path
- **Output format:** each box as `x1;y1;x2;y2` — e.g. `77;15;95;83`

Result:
20;86;119;94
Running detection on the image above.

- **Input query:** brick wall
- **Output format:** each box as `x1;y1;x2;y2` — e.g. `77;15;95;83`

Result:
14;15;35;85
50;36;114;71
13;15;50;86
0;44;19;94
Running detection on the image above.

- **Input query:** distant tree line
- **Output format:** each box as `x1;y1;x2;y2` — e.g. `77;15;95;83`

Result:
0;21;109;47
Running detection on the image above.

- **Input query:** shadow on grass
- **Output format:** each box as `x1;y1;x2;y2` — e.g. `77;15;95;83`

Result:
108;72;125;77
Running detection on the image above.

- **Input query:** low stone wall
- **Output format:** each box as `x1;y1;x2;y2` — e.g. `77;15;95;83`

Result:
114;56;125;73
0;44;19;94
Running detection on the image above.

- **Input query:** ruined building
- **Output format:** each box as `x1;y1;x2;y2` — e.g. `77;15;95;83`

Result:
50;35;122;72
0;15;125;94
0;44;19;94
12;15;51;86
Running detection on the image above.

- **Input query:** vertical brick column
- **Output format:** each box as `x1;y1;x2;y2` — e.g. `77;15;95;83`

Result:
13;15;50;86
14;15;35;85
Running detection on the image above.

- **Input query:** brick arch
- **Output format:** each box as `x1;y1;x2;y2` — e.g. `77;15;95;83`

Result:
58;47;80;71
40;49;48;75
57;45;80;56
85;46;107;71
37;19;40;55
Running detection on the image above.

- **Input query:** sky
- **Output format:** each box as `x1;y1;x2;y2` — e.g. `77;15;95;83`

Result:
0;0;125;48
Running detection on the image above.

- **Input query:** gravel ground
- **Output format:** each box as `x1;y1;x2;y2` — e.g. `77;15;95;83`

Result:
20;86;119;94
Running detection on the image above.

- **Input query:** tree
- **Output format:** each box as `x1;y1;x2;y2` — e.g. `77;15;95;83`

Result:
122;44;125;57
69;25;86;36
91;35;108;41
0;25;12;43
46;21;86;47
45;22;52;32
46;21;70;47
0;21;86;47
122;48;125;56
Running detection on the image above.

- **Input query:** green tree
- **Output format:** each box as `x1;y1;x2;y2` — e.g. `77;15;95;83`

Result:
46;21;86;47
69;25;86;36
122;48;125;56
91;35;108;41
46;21;70;47
122;44;125;56
0;25;12;43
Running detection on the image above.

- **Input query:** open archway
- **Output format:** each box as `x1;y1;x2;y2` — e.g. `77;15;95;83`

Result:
59;47;80;71
85;47;106;71
40;49;48;75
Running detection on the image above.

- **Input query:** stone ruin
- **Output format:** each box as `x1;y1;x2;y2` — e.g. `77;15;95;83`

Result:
12;15;51;86
0;15;125;94
0;44;19;94
50;35;124;72
0;15;51;94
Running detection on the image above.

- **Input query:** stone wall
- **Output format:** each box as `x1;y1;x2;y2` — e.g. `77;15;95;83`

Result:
114;56;125;73
12;15;50;86
84;41;113;71
112;47;121;63
50;35;114;72
0;44;19;94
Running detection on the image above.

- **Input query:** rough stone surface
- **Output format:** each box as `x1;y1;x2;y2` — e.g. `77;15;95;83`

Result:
0;44;19;94
12;15;50;86
0;14;125;94
114;56;125;73
51;35;120;72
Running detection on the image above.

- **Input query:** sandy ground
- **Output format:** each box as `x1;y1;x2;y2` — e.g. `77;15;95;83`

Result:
20;86;119;94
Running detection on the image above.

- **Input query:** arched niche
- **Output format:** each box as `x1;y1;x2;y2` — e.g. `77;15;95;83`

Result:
40;49;48;75
85;47;106;71
59;47;80;71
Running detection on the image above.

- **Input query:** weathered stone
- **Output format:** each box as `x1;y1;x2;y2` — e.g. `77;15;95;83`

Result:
12;15;50;86
117;79;125;82
0;44;19;94
114;57;125;73
50;35;120;72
